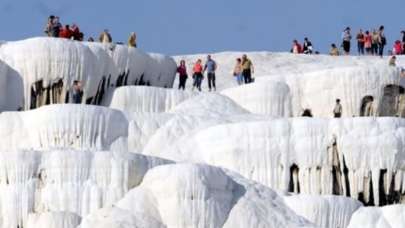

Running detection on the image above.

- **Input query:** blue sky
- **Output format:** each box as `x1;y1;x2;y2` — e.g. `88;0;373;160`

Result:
0;0;404;55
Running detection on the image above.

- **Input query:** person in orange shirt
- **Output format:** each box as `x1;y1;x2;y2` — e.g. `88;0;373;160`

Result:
59;25;73;39
192;59;204;91
364;31;372;55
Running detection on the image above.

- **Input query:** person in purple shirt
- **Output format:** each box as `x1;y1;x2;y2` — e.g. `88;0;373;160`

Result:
177;60;188;90
203;55;217;92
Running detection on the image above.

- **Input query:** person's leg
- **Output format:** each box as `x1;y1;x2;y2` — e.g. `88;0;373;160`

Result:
242;70;248;84
183;77;187;90
358;42;361;55
207;73;212;91
180;76;186;90
246;69;252;83
198;74;203;91
236;74;243;85
373;44;378;55
212;73;216;91
379;44;384;57
360;43;365;55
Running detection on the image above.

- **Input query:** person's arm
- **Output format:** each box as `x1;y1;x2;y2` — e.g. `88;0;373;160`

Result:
251;62;255;74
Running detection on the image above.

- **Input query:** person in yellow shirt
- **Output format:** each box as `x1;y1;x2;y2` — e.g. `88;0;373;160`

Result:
99;29;112;43
330;43;340;56
241;54;254;83
128;32;137;48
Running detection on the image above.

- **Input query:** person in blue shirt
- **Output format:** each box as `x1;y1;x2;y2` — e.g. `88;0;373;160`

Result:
203;55;217;92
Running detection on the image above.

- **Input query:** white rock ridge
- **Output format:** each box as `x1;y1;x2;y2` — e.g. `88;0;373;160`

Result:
80;163;315;228
0;38;177;111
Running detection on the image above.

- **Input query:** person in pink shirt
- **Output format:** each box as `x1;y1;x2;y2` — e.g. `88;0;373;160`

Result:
393;40;402;55
364;31;373;55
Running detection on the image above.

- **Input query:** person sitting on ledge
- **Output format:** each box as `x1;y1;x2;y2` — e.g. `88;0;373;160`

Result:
389;56;396;66
330;43;340;56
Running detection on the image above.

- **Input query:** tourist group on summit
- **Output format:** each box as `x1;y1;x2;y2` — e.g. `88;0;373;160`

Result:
42;16;405;116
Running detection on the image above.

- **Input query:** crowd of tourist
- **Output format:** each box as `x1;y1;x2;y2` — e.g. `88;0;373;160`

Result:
290;26;405;58
176;54;254;91
44;15;137;47
41;17;404;97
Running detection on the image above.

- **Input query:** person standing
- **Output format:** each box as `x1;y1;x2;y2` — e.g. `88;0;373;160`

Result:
341;27;352;55
71;24;81;41
44;15;55;37
203;55;217;92
59;25;73;39
72;81;83;104
177;60;188;90
302;37;313;54
364;31;372;55
333;99;342;118
128;32;137;48
52;17;62;37
393;40;403;55
99;29;112;43
192;59;203;92
292;40;302;54
233;58;243;85
401;31;405;54
241;54;254;84
371;30;379;55
378;26;386;57
356;29;365;55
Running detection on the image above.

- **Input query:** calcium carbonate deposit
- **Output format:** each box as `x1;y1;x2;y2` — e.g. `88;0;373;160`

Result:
0;37;404;228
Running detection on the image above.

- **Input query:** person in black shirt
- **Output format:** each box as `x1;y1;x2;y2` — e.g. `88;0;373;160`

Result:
356;29;365;55
303;37;313;54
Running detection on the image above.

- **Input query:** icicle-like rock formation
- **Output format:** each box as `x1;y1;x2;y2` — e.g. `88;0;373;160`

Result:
80;163;314;228
283;194;362;228
0;38;177;110
25;212;81;228
0;104;128;151
145;118;405;206
0;149;171;228
347;205;405;228
110;86;196;113
258;65;403;117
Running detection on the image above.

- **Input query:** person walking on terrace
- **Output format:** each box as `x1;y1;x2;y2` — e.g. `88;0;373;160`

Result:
204;55;217;92
177;60;188;90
